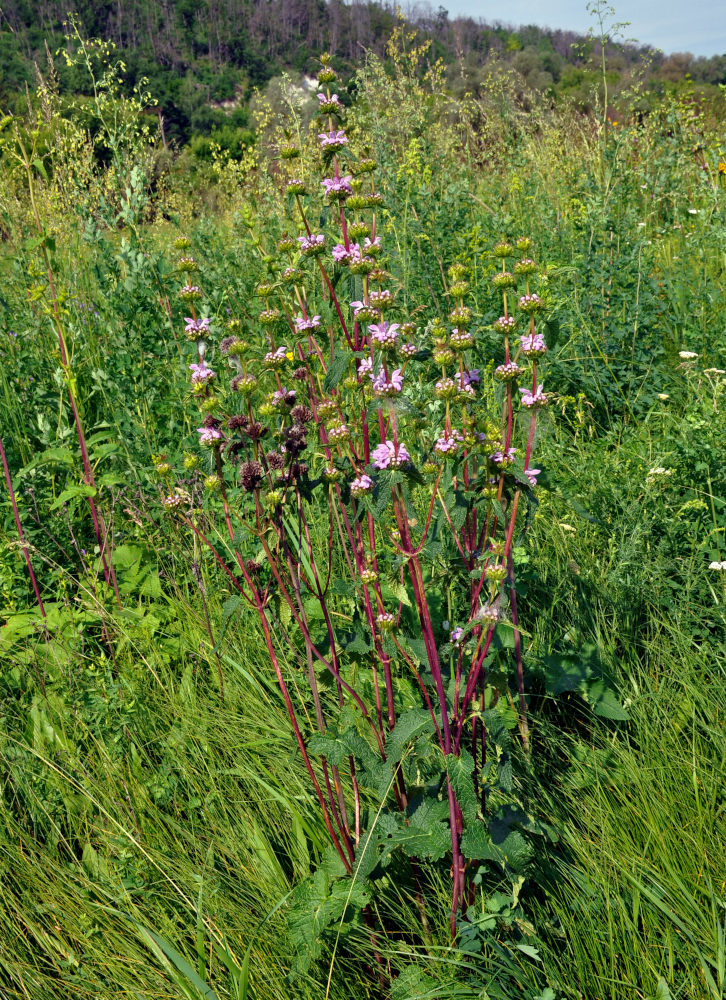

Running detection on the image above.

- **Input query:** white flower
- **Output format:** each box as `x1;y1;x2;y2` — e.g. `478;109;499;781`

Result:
647;467;671;477
657;393;670;400
704;368;726;375
687;208;699;215
708;561;726;571
679;351;698;359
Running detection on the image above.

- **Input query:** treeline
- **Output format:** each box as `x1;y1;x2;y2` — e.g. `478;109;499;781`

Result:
1;0;725;146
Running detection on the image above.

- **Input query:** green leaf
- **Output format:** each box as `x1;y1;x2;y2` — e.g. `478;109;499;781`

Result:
138;925;219;999
49;484;97;510
445;750;478;825
323;346;352;391
386;708;436;764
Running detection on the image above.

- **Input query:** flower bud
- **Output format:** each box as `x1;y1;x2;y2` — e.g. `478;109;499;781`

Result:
493;242;513;258
492;272;516;290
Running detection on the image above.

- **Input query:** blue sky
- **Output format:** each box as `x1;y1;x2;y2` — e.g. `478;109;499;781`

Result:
431;1;726;57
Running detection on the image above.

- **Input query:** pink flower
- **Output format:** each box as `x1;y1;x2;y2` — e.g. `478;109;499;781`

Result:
358;357;373;378
434;430;461;454
524;467;541;487
369;321;400;346
294;315;321;332
350;473;374;496
321;175;353;197
519;385;548;408
490;447;516;465
372;440;410;469
185;317;210;336
371;367;403;395
298;234;325;253
519;332;547;356
318;129;348;148
189;362;216;385
197;427;223;446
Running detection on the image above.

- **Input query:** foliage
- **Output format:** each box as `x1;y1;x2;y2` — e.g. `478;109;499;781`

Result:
1;15;726;1000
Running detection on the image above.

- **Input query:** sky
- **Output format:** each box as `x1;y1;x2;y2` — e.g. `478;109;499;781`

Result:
433;0;726;57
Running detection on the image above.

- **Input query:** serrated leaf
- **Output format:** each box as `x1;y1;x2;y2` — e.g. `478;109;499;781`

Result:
386;708;435;764
323;346;351;391
445;750;478;824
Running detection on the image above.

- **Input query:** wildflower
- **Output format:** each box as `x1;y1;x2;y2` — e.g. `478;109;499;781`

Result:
369;321;400;347
450;328;473;350
494;315;516;334
492;272;516;290
518;293;544;313
657;393;670;401
189;362;216;386
231;373;257;394
455;369;480;395
294;315;321;332
240;461;265;491
264;346;289;366
298;233;326;255
327;423;350;444
371;367;403;396
258;308;280;326
709;560;726;570
474;603;499;624
318;129;348;149
350;301;380;323
449;305;471;327
558;523;576;533
317;92;343;112
450;627;465;644
360;567;378;585
519;332;547;357
371;440;410;469
514;258;537;275
162;494;184;510
399;342;418;358
434;431;461;454
524;467;541;487
678;350;698;359
493;242;513;258
350;474;374;497
363;236;382;256
286;179;307;195
321;175;353;199
435;377;458;400
704;368;726;375
485;562;507;583
490;447;516;467
494;361;521;381
180;285;202;301
376;612;396;631
184;317;211;338
197;426;223;446
358;357;373;378
368;287;391;307
333;243;355;263
322;466;342;483
519;385;548;408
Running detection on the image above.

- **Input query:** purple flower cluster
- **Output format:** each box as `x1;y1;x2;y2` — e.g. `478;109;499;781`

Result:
318;130;348;149
294;315;321;332
519;332;547;357
372;440;410;469
371;367;403;396
455;369;480;395
519;385;548;408
317;92;343;110
490;446;516;465
197;426;223;446
369;321;400;347
185;317;210;336
321;175;353;198
298;234;326;254
350;473;374;497
189;362;216;385
434;431;461;454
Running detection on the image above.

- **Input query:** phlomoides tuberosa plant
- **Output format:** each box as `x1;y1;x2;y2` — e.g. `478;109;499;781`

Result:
158;54;554;965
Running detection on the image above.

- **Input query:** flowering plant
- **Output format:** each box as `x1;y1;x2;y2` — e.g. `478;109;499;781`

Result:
160;55;555;967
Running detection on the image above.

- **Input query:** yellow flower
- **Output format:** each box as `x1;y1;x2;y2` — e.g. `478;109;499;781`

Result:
719;161;726;174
